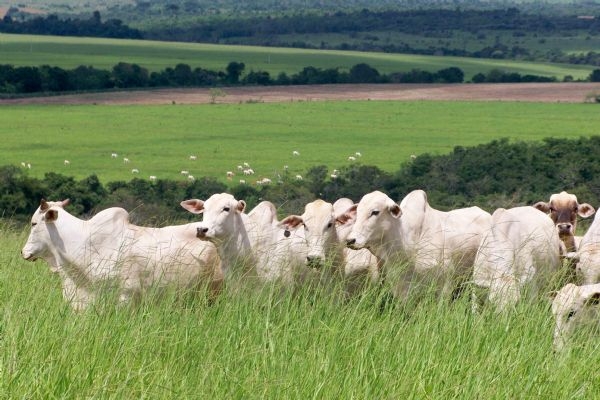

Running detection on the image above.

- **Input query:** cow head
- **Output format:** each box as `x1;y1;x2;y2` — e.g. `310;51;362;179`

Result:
552;283;600;352
534;191;595;251
280;199;340;268
21;199;70;266
181;193;246;242
344;191;401;252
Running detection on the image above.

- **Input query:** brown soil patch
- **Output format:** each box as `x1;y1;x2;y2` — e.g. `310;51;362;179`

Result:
1;83;600;105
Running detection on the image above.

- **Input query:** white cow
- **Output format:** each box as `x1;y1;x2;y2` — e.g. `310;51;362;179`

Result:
181;193;308;285
473;206;562;311
551;282;600;352
344;190;491;300
280;198;379;297
576;211;600;284
21;199;221;311
533;191;595;253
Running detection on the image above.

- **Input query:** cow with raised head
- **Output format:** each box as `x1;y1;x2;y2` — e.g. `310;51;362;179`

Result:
21;199;221;311
343;190;491;300
533;191;595;253
181;193;308;285
279;198;379;297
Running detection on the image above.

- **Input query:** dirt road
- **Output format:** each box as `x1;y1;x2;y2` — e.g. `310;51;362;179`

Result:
1;82;599;105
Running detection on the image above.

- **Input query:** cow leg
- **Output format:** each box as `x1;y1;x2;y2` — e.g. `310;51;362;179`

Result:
60;275;94;311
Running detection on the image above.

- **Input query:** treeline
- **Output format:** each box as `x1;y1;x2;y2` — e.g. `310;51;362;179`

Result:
3;137;600;226
144;8;600;40
0;11;142;39
0;62;466;94
3;61;587;95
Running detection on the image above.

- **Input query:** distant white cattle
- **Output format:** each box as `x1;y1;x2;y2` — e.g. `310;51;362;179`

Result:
111;153;118;158
344;190;491;300
295;175;303;181
131;168;139;174
473;206;562;311
181;194;308;285
189;155;197;161
180;170;189;175
123;157;130;163
533;191;595;253
551;282;600;352
292;150;300;156
21;199;221;311
348;156;356;161
149;175;157;182
64;160;70;166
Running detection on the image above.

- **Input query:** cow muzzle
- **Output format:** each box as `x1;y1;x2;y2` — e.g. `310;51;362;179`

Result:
196;226;210;240
21;251;37;261
557;223;573;234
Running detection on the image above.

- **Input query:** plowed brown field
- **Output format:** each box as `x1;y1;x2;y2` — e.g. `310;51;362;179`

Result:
1;83;600;105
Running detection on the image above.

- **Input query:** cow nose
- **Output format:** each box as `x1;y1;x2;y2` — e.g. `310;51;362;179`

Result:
196;227;209;238
346;238;356;246
557;223;572;232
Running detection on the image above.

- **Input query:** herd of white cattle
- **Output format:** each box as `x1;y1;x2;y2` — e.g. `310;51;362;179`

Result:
19;189;600;352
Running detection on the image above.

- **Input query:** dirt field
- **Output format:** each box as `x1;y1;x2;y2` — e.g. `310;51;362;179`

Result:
1;83;600;105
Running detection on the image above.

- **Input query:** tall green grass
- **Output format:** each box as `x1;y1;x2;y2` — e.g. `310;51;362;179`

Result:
2;225;599;398
2;101;600;184
0;33;595;79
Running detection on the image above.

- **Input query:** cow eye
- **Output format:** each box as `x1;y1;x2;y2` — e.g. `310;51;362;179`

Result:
566;309;576;320
31;222;37;227
326;222;333;229
370;210;380;217
223;207;230;212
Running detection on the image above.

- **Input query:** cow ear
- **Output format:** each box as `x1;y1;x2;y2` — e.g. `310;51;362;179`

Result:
61;199;70;207
180;199;205;214
280;215;303;230
585;292;600;306
336;204;357;225
578;203;595;218
389;204;402;218
40;199;49;211
237;200;246;213
44;209;59;222
533;201;550;213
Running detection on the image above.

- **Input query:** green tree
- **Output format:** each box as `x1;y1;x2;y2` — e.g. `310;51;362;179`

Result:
349;63;380;83
225;61;245;84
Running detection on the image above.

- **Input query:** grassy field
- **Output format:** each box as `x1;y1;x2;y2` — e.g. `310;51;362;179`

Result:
2;225;599;398
2;100;600;185
0;33;595;80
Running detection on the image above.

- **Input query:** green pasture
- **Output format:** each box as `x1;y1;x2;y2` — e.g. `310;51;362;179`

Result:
1;226;599;398
0;33;595;80
2;100;600;184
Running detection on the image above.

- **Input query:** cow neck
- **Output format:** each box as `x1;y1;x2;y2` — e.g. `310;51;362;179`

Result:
376;204;429;266
218;213;255;273
328;230;346;269
46;210;93;287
